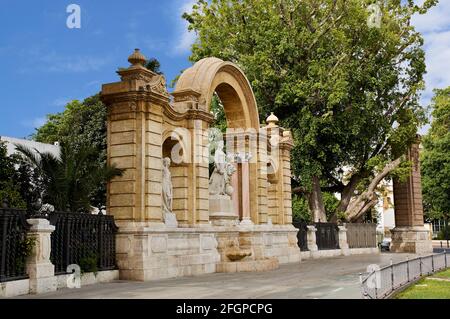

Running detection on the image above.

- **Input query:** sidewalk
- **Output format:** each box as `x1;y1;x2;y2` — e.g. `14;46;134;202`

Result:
16;253;414;299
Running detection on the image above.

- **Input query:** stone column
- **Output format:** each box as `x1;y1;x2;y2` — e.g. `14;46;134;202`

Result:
391;139;433;254
231;162;240;218
26;218;57;294
306;225;318;253
239;153;253;226
338;225;350;256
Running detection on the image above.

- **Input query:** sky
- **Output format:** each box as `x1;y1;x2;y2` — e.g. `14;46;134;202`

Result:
0;0;449;139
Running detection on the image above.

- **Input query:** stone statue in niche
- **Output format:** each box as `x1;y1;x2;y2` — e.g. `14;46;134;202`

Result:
162;157;177;227
209;141;235;197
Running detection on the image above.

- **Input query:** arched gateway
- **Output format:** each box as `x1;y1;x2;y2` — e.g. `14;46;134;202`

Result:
101;49;300;281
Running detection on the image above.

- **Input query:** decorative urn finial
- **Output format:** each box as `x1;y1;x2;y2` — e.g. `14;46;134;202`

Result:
128;48;147;67
266;112;279;128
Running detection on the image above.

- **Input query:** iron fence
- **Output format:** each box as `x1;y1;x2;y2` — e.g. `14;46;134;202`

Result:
360;252;450;299
315;222;339;250
0;206;30;282
292;222;308;251
346;223;377;248
49;211;118;275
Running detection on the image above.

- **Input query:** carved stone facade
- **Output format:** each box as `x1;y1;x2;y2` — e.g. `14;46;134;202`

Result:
101;50;300;281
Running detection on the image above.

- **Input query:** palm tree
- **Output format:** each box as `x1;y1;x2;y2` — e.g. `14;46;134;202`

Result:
14;143;123;212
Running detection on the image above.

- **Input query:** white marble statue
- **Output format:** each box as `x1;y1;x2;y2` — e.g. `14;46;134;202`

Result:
162;157;173;214
209;141;235;197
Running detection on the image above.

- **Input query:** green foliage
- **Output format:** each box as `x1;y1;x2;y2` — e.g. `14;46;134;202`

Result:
0;141;26;208
292;195;311;222
79;253;99;275
15;237;36;274
210;93;227;132
184;0;434;218
421;87;450;222
32;95;109;207
323;192;340;221
15;143;123;212
145;58;162;75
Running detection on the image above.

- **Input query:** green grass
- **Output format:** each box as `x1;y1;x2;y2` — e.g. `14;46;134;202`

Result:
395;269;450;299
433;268;450;279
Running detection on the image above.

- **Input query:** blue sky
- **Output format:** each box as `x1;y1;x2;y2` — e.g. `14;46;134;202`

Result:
0;0;449;139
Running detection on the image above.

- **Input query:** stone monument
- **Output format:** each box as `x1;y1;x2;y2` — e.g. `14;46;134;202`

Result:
101;49;300;281
162;157;177;228
209;141;238;226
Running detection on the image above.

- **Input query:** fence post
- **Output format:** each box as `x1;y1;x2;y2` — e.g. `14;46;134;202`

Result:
26;218;57;294
419;257;422;276
445;250;448;269
431;254;435;273
390;259;394;292
406;256;410;282
338;225;350;256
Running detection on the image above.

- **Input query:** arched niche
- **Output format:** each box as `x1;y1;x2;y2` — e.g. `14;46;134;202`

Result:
162;133;190;225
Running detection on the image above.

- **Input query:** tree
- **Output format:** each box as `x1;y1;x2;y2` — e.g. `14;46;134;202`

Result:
421;87;450;238
15;143;123;212
0;141;26;208
184;0;436;222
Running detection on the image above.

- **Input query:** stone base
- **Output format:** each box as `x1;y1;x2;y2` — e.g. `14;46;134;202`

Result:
216;258;279;273
29;276;57;294
115;223;300;281
390;226;433;254
0;279;29;297
209;196;239;226
116;226;220;281
301;247;379;260
163;212;178;228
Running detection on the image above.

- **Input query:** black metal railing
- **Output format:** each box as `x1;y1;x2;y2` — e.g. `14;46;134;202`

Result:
49;211;118;275
346;223;377;248
315;222;339;250
292;222;308;251
0;205;30;282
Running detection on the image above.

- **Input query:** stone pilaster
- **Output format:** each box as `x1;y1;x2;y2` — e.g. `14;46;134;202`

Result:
26;218;57;294
391;140;433;254
338;225;350;256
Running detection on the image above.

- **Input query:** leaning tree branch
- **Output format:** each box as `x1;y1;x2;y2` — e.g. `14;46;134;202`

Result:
346;157;402;221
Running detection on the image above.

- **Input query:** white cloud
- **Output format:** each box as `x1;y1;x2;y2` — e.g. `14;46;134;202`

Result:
52;98;72;107
18;48;111;74
411;1;450;106
411;0;450;34
21;117;47;129
172;0;197;55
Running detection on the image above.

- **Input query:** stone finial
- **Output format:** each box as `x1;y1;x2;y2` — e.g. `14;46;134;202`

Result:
266;112;279;128
128;48;147;67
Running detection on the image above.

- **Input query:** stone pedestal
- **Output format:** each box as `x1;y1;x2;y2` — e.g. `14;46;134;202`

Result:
26;219;57;294
116;226;220;281
306;225;318;253
163;212;178;228
390;226;433;254
209;196;239;226
338;225;350;256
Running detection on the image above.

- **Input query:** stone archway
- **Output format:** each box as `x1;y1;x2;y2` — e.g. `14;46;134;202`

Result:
101;50;300;281
173;58;262;224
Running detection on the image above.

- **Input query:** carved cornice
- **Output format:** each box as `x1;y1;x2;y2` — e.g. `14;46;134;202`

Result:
163;104;214;124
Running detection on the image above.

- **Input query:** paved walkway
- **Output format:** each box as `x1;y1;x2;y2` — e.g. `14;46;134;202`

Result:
19;253;414;299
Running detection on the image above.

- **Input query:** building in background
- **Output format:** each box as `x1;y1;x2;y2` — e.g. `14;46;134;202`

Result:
0;136;60;158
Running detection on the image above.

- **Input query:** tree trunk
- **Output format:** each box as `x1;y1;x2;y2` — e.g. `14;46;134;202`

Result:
308;176;327;222
346;157;402;222
329;174;362;222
